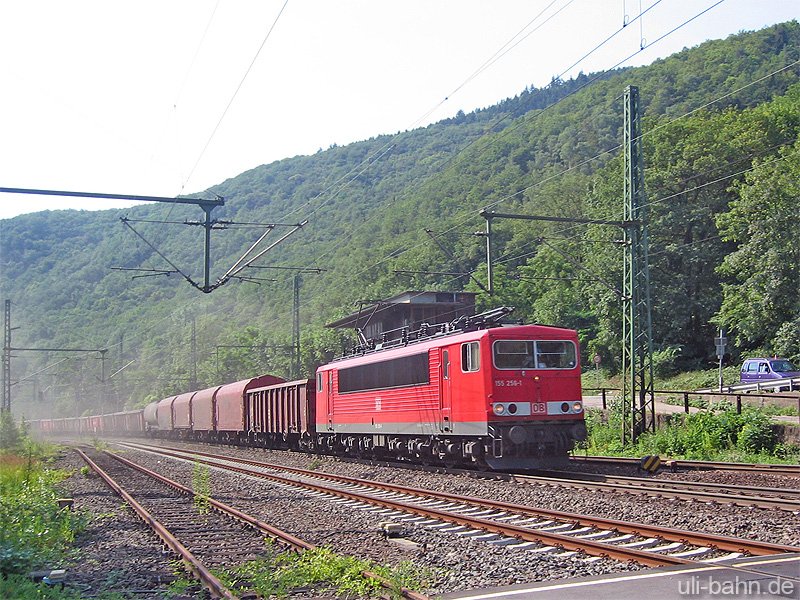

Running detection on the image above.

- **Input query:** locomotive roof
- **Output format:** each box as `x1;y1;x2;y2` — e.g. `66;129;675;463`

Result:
323;321;576;369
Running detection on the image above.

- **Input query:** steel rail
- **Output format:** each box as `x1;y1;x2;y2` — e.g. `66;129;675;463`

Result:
529;470;800;498
138;446;691;568
75;449;238;600
104;449;429;600
674;459;800;476
105;450;313;551
570;455;800;476
124;443;769;568
132;443;800;559
509;471;800;511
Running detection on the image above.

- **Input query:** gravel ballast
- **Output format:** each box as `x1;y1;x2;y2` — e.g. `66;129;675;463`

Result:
51;440;799;598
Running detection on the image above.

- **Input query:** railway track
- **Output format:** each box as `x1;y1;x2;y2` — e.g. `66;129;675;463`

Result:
76;448;242;599
166;442;796;511
77;447;429;600
118;441;800;571
511;470;800;511
335;454;800;511
570;455;800;477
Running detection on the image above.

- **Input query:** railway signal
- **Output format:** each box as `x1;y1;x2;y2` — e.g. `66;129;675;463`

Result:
715;330;727;391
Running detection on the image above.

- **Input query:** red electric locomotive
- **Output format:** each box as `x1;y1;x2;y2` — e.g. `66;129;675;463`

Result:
315;308;586;469
30;308;586;472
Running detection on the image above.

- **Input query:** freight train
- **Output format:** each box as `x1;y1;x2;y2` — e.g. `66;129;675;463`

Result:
29;309;587;470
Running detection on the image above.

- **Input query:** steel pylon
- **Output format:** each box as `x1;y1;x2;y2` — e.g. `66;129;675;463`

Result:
622;85;655;441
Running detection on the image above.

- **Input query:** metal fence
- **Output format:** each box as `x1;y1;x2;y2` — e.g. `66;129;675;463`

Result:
584;387;800;425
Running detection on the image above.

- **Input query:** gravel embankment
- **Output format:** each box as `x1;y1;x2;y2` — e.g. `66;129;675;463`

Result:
151;441;799;546
52;441;799;599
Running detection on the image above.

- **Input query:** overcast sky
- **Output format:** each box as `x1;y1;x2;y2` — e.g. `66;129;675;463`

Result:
0;0;797;220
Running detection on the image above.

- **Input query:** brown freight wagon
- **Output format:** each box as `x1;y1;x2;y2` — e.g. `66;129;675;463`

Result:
245;379;316;450
212;375;285;443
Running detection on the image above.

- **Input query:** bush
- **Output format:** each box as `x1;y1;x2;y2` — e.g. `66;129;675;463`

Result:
652;345;682;378
218;546;434;598
0;573;86;599
0;453;87;576
736;410;776;453
584;405;788;461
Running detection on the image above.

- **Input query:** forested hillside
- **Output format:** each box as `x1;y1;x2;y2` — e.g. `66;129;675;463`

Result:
2;22;798;419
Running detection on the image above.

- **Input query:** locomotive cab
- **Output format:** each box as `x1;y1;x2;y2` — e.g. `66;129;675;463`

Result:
482;332;586;469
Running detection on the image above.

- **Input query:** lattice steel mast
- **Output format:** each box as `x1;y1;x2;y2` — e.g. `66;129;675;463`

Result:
622;85;655;441
2;300;10;412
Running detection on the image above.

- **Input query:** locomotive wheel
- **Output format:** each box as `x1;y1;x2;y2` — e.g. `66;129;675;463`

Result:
355;441;370;459
473;456;490;471
440;454;459;469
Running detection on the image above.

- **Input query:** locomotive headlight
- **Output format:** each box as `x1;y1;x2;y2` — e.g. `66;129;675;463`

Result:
572;401;583;413
493;403;506;415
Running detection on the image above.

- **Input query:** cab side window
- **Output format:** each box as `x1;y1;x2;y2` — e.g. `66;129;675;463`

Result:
461;342;480;372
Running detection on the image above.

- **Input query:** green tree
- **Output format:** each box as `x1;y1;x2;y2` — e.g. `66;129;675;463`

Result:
715;139;800;360
0;412;22;451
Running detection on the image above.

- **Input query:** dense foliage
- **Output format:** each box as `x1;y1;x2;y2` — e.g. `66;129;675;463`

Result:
1;22;799;418
0;420;87;578
582;406;797;463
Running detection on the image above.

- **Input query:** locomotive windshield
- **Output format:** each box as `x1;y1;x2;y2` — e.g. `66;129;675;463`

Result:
493;340;576;370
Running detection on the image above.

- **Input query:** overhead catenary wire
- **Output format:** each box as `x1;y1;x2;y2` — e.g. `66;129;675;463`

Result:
302;0;735;282
408;0;573;130
274;0;672;247
289;48;795;340
468;0;734;218
195;0;708;290
125;0;566;283
125;0;583;293
181;0;290;193
148;0;222;204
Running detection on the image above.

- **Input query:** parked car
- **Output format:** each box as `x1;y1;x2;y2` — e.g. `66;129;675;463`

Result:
739;357;800;391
